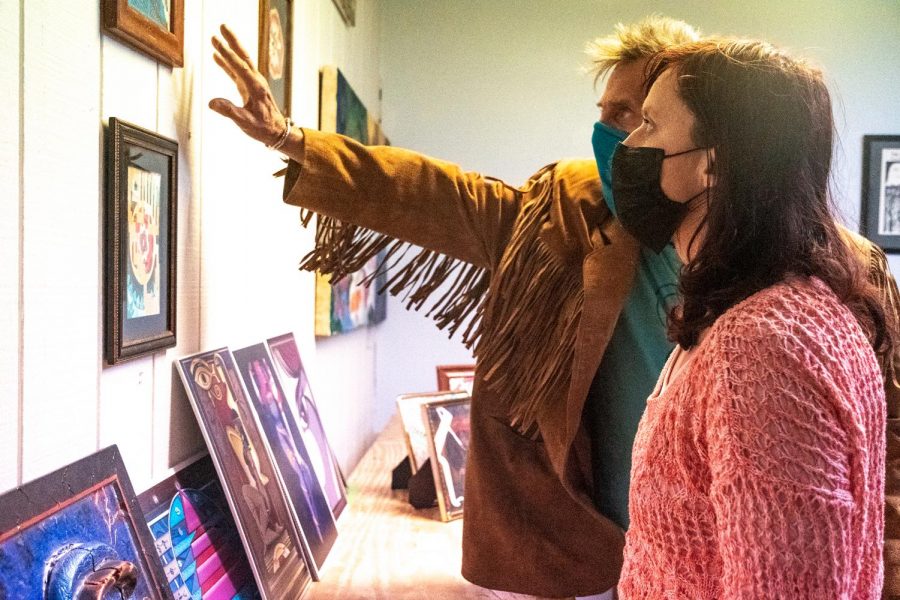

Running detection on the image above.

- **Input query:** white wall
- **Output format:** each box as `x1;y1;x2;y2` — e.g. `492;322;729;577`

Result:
2;0;384;496
374;0;900;404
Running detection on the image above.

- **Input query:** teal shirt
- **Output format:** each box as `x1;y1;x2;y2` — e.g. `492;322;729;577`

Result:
585;244;681;530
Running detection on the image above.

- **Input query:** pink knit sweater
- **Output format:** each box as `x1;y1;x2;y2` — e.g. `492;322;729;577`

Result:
619;278;885;599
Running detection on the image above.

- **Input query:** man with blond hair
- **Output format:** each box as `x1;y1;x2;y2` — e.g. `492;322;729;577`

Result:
208;14;900;600
210;16;695;599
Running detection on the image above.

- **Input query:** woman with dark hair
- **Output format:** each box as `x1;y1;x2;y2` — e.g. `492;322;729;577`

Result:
614;39;894;599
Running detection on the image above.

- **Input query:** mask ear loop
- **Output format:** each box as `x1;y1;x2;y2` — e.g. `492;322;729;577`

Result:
684;147;714;263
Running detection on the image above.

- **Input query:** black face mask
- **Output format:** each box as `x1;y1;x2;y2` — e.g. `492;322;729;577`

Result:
611;143;707;254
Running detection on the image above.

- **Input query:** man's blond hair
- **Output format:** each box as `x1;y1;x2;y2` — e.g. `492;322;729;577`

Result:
587;15;701;81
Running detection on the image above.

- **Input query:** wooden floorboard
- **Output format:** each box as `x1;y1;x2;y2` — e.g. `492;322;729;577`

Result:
305;416;571;600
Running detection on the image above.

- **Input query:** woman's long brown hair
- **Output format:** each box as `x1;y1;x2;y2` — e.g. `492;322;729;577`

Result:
645;39;893;354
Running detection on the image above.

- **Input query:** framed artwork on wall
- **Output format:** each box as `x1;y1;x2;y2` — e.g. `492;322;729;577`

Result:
102;0;185;67
861;135;900;253
233;343;338;573
176;348;314;598
396;390;469;475
315;66;389;336
436;364;476;394
422;396;472;521
258;0;292;117
0;446;169;600
267;332;348;517
331;0;356;26
137;454;262;599
105;118;178;365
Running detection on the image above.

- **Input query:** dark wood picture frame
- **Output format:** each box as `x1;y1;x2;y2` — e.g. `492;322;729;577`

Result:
102;0;185;67
259;0;293;117
0;446;170;599
105;118;178;365
861;135;900;253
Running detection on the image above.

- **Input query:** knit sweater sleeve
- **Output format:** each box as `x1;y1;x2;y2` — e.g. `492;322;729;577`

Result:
705;316;860;599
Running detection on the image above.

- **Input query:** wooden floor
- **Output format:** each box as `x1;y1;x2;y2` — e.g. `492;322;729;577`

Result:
305;416;571;600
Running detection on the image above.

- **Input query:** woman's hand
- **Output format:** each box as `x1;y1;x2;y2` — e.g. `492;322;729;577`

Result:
208;24;288;146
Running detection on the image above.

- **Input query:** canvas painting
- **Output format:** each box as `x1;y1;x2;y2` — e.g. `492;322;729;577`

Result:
315;66;389;336
267;332;347;516
138;454;262;600
396;391;470;474
0;446;168;600
233;343;338;573
176;349;312;598
423;396;472;521
436;364;476;395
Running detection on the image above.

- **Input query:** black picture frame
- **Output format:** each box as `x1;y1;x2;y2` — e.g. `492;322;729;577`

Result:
105;118;178;365
0;446;170;599
861;135;900;253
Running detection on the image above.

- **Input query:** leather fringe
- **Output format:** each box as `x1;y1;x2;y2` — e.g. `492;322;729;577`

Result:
296;167;584;433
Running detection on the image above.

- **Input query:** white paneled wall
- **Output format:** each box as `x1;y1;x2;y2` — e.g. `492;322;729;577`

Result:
0;0;21;491
3;0;385;496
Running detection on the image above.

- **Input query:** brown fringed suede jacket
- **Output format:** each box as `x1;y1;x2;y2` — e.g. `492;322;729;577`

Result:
282;129;900;599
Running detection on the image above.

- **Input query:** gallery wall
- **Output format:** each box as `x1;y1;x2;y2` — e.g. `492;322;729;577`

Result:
374;0;900;408
0;0;384;496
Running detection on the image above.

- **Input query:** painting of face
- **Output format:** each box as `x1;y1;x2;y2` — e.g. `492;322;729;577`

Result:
233;343;338;573
258;0;292;116
0;446;168;600
177;349;312;598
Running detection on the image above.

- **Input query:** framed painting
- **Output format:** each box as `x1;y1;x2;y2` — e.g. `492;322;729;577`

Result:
258;0;292;117
436;364;476;395
233;343;338;574
176;348;313;598
137;453;262;599
861;135;900;252
0;446;169;599
267;332;348;516
331;0;356;26
316;66;388;337
396;390;470;475
105;118;178;365
102;0;185;67
423;396;472;521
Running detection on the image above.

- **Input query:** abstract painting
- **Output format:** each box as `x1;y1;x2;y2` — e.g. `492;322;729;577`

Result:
316;66;388;336
105;118;178;364
258;0;292;116
176;349;312;598
233;343;338;573
138;454;261;600
0;446;168;600
423;396;472;521
396;391;470;475
267;332;347;516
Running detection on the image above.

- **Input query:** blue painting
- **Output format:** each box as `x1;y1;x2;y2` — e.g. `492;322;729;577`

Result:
128;0;171;29
139;455;262;600
0;446;167;600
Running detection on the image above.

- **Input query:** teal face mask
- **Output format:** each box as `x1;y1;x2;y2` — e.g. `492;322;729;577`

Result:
592;121;629;216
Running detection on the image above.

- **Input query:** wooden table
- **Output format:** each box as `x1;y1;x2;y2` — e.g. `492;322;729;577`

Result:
305;416;570;600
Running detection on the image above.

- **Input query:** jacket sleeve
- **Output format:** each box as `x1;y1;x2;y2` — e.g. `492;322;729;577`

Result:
282;128;524;269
